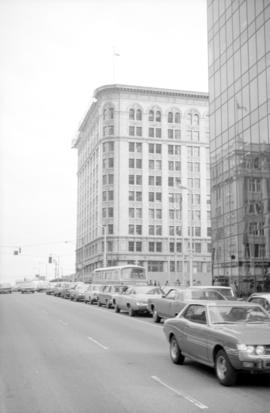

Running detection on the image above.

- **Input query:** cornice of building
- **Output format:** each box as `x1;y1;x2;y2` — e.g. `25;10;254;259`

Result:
94;83;209;100
74;83;209;148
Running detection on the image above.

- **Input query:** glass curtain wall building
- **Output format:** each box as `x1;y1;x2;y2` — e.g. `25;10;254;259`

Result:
207;0;270;295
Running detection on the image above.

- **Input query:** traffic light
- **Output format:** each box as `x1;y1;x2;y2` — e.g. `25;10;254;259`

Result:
48;256;52;264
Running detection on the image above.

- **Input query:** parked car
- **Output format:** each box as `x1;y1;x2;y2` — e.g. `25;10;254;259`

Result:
20;282;36;293
0;283;12;294
247;293;270;312
53;282;72;297
148;286;230;323
163;300;270;386
60;282;78;299
71;283;90;302
84;284;106;304
97;285;128;308
114;285;164;316
46;282;58;295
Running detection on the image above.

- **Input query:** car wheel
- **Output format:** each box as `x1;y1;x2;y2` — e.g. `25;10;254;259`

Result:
97;300;102;307
114;304;120;313
169;335;185;365
128;306;135;317
106;301;111;309
215;349;237;386
153;308;161;323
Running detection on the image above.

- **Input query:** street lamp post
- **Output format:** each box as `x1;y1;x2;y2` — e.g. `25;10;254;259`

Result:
98;225;107;267
177;184;193;287
103;226;107;268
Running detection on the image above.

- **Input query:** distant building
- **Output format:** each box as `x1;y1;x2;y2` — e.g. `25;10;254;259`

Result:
207;0;270;294
73;84;211;285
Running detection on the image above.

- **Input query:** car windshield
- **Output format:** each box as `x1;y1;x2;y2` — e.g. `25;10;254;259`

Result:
214;288;235;299
209;305;270;324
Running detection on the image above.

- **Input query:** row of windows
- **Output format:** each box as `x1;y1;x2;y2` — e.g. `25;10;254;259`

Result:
127;142;201;156
82;259;211;274
105;107;201;124
80;238;211;258
128;241;204;253
129;191;162;202
129;109;183;123
128;127;199;141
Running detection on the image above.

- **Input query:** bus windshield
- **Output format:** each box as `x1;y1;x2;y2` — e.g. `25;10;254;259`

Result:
122;267;145;280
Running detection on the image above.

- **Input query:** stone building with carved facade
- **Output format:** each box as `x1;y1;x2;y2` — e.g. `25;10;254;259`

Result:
73;84;211;285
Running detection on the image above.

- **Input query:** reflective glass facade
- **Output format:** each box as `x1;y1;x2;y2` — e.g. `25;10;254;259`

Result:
207;0;270;294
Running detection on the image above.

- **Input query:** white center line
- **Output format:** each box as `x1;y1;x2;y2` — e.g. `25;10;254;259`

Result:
151;375;208;410
87;336;109;350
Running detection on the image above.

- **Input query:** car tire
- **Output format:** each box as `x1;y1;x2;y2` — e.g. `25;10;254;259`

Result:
97;300;102;307
153;308;161;323
128;306;135;317
169;335;185;365
215;349;237;386
114;304;120;313
106;301;111;309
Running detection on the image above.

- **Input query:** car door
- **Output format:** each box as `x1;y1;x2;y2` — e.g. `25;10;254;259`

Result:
157;289;177;317
180;304;209;363
116;287;130;309
169;291;186;317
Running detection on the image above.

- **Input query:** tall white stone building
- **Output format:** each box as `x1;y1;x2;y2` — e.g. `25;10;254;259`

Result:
73;84;211;285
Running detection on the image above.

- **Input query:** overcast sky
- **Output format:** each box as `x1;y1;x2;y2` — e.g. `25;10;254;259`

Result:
0;0;208;284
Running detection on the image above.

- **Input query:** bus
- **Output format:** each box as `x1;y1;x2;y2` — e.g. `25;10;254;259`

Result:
91;265;147;285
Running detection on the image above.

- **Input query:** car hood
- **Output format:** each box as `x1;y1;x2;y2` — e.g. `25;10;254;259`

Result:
214;323;270;344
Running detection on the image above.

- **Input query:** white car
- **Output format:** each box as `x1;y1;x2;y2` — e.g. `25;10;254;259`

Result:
114;285;164;316
84;284;106;304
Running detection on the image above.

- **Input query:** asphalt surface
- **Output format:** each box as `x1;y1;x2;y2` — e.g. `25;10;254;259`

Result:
0;293;270;413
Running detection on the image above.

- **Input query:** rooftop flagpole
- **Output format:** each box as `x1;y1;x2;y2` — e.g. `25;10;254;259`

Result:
112;49;120;83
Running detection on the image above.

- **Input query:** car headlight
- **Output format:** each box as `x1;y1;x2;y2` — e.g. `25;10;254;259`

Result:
237;344;265;355
255;346;265;355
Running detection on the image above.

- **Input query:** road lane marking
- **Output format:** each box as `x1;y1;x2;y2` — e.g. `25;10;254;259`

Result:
151;375;208;410
87;336;109;350
84;305;162;329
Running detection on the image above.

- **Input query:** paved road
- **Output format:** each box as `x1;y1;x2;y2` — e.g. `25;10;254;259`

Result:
0;293;269;413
